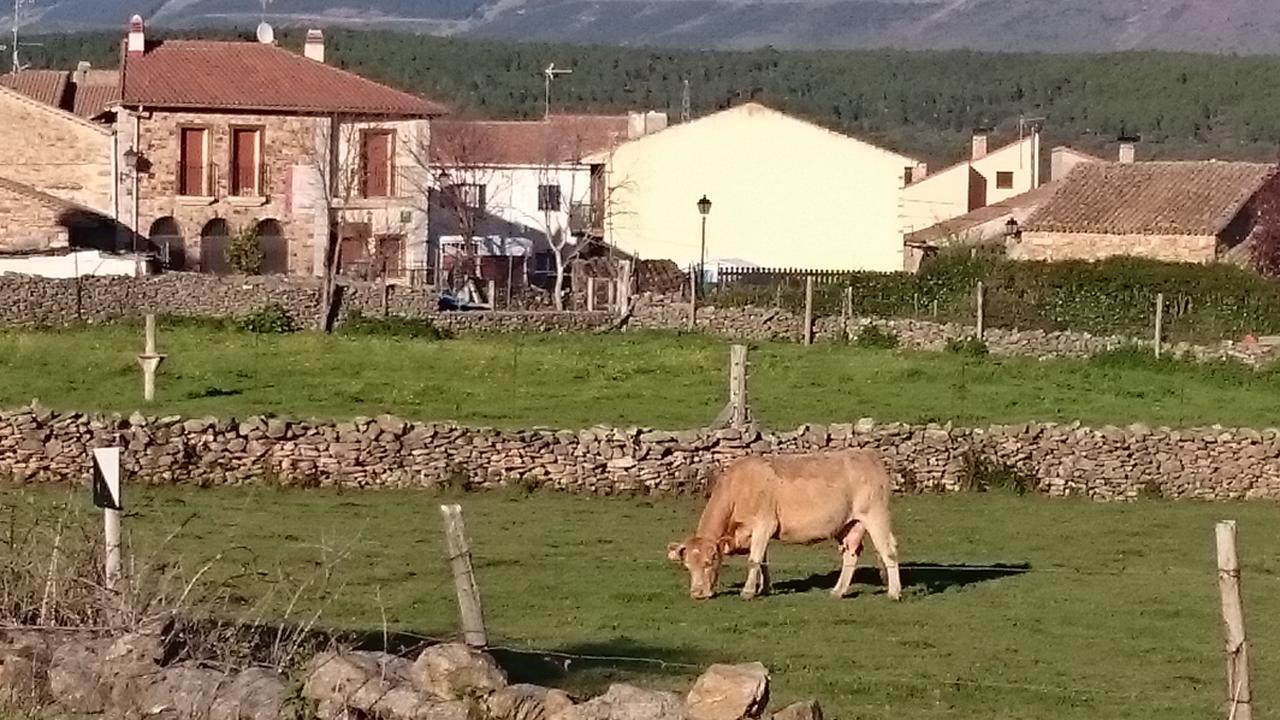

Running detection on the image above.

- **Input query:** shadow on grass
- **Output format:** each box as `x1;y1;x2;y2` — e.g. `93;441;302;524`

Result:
742;562;1032;597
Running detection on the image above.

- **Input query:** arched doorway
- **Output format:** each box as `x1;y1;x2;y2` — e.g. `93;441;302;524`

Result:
255;219;288;275
148;217;185;271
199;219;231;275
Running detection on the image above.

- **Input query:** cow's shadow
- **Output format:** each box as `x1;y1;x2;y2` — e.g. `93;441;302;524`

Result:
730;562;1031;597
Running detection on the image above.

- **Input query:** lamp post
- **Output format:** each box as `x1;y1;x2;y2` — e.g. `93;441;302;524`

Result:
696;194;712;296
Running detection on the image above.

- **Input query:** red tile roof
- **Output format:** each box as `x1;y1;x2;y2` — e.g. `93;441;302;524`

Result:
120;40;446;116
71;81;120;119
0;70;69;108
430;115;631;166
1024;161;1278;236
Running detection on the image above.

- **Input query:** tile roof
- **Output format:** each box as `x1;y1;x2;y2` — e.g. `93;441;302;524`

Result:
120;39;446;116
905;182;1059;247
1024;161;1277;236
71;81;120;119
430;115;632;166
0;70;70;108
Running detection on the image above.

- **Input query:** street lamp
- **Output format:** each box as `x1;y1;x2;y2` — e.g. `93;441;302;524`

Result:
696;195;711;294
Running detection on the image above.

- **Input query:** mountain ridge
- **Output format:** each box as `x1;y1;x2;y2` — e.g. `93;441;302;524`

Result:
10;0;1280;54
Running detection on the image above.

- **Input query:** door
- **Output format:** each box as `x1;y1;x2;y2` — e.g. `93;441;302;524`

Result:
337;222;372;276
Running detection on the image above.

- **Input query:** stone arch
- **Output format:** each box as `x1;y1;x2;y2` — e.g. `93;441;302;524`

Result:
255;218;288;275
148;216;186;270
199;218;231;275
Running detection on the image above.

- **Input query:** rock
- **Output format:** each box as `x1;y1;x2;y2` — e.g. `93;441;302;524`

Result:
412;643;507;700
770;700;822;720
489;684;576;720
304;651;417;717
135;663;228;719
378;414;409;437
210;667;288;720
551;683;685;720
686;663;769;720
0;647;41;705
48;638;112;713
265;418;288;439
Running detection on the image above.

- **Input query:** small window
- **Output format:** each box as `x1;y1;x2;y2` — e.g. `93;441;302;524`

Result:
360;130;395;198
996;171;1015;190
452;183;486;211
178;127;209;196
537;184;562;211
230;127;263;196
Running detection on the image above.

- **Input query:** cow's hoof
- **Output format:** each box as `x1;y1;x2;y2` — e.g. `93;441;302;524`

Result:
740;589;758;600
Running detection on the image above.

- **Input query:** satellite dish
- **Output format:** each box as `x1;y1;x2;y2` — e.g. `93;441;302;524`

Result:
255;21;275;44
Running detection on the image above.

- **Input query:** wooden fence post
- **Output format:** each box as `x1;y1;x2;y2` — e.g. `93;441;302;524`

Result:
803;275;815;346
487;280;497;310
136;314;165;403
586;277;596;312
1154;292;1165;359
688;269;697;330
1216;520;1251;720
729;344;749;427
975;281;986;340
440;504;487;647
843;286;854;341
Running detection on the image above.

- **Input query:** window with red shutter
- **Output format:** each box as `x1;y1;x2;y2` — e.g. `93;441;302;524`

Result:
231;128;261;196
179;128;207;196
360;130;394;198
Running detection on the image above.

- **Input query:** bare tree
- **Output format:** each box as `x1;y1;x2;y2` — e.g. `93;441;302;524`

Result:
300;114;364;332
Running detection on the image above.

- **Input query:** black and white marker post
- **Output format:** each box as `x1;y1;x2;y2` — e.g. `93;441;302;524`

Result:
92;446;124;594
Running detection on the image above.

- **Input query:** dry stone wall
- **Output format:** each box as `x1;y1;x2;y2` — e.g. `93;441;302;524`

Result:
4;405;1279;501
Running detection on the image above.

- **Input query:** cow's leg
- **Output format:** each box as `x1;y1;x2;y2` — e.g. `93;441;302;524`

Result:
740;525;773;599
831;522;866;598
863;511;902;601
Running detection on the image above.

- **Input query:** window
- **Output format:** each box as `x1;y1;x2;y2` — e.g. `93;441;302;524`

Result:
230;127;263;196
451;183;486;211
360;130;395;198
178;127;209;196
996;171;1014;190
537;184;562;212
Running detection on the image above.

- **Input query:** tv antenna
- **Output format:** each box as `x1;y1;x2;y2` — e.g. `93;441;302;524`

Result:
2;0;42;74
543;62;572;119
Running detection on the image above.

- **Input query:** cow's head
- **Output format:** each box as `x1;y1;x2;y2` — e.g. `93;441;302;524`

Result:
667;536;733;600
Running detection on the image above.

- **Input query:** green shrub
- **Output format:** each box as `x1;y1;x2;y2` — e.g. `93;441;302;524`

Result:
226;227;264;275
853;324;900;349
238;304;301;334
946;336;989;357
340;312;451;340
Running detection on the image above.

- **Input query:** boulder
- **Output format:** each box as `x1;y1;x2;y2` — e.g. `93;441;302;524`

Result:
48;638;113;713
488;683;576;720
686;663;769;720
550;683;685;720
304;651;415;714
769;700;822;720
136;663;228;719
412;643;507;700
209;667;288;720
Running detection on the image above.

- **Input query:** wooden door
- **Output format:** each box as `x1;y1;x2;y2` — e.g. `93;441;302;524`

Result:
232;129;257;196
180;128;205;196
337;222;372;276
361;132;391;197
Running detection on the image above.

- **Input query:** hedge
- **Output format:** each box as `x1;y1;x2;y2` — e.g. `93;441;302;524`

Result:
706;255;1280;342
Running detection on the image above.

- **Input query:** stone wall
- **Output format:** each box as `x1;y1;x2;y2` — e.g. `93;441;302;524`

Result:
1011;230;1216;263
0;88;114;215
5;405;1279;501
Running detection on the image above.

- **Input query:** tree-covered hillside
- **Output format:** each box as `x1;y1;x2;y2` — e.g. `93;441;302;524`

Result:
26;29;1280;165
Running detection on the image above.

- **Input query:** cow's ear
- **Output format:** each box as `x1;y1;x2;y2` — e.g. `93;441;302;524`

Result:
717;536;735;555
666;542;686;563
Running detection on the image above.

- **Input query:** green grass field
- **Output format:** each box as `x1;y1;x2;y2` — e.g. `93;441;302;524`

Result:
2;324;1279;428
6;487;1280;720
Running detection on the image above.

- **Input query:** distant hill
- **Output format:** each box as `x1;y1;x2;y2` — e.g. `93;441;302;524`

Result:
10;0;1280;54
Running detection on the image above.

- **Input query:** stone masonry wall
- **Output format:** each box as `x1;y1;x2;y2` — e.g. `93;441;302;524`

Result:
0;272;1274;364
4;405;1279;501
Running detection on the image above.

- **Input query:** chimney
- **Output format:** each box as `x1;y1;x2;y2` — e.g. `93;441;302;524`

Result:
127;14;145;54
1118;135;1139;164
304;29;325;63
644;110;668;135
971;127;992;161
73;61;91;85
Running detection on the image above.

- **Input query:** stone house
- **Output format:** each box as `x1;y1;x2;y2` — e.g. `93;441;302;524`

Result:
116;18;447;277
1013;160;1279;264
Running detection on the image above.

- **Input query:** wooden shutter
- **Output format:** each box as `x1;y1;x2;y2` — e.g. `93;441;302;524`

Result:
232;129;257;196
180;128;205;196
361;131;391;197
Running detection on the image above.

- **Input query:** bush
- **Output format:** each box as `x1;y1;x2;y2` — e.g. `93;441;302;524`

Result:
946;336;989;357
853;324;900;349
340;312;451;340
238;304;301;334
225;227;264;275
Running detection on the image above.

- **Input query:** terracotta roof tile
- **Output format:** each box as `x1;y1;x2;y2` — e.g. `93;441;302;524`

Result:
431;115;631;166
1024;161;1278;236
70;76;120;119
906;182;1059;246
121;39;446;116
0;70;70;108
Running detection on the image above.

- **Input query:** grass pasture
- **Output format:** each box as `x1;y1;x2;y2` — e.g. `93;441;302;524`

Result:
2;324;1280;428
6;487;1280;720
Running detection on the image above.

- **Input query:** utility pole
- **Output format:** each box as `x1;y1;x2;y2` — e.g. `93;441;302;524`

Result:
681;79;691;123
4;0;40;75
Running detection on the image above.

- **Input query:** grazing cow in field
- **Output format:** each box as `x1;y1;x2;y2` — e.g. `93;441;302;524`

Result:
666;449;901;601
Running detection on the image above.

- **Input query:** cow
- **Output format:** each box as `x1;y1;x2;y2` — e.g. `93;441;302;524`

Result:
666;449;901;601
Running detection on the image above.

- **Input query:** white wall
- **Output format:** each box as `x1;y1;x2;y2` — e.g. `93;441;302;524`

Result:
600;103;920;272
0;250;146;278
901;134;1041;236
482;164;592;243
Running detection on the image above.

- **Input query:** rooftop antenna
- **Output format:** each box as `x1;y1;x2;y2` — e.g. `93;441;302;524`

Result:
3;0;42;74
681;79;690;123
543;62;572;119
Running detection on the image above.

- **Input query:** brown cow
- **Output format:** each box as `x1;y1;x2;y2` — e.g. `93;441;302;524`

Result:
666;449;901;601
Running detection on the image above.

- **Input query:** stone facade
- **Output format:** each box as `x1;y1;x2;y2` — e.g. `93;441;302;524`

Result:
124;109;430;276
3;405;1279;501
1009;231;1216;263
0;184;72;253
0;87;114;216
